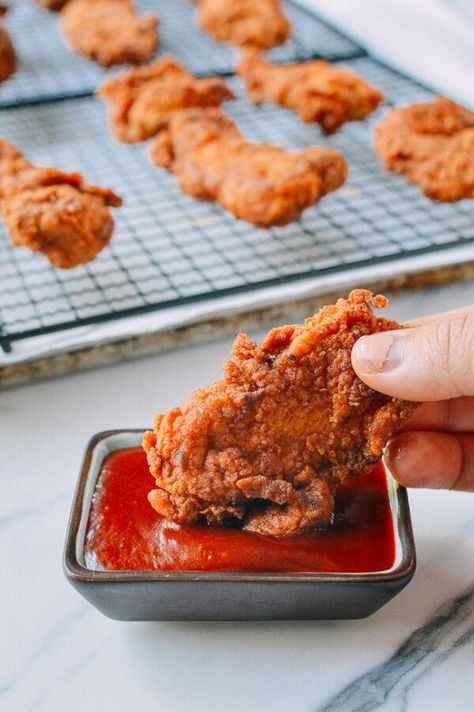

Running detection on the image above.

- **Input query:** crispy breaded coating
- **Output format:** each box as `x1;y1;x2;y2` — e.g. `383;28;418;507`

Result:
144;289;415;537
238;50;383;134
61;0;158;67
3;185;119;269
374;97;474;201
0;6;15;83
0;140;122;268
196;0;290;49
98;58;235;143
35;0;70;11
150;107;347;226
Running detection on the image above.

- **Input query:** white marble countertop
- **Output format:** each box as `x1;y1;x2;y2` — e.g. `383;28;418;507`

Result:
2;282;474;712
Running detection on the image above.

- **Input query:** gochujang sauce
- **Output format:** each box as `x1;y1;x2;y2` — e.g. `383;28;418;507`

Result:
84;447;396;573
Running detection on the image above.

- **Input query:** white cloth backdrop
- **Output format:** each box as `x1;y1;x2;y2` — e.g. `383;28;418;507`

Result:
303;0;474;109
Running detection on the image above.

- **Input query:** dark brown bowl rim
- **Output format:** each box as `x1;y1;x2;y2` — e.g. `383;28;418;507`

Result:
63;430;416;585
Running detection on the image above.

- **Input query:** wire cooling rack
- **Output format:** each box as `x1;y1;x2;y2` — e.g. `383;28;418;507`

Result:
0;0;361;108
1;57;473;353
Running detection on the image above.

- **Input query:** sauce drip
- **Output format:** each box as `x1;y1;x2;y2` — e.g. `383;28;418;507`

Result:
84;447;395;573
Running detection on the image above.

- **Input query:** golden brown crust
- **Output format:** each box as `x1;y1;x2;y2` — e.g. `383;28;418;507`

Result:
374;97;474;201
0;17;15;83
143;289;416;537
237;50;383;134
3;185;116;269
149;107;348;226
61;0;158;67
197;0;290;49
0;139;122;268
98;58;235;143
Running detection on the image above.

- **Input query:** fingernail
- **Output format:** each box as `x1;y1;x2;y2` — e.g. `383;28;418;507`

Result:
353;332;403;373
383;438;410;484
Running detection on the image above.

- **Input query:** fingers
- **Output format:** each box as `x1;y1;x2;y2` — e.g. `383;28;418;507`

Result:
403;397;474;433
351;307;474;401
403;303;474;328
385;431;474;492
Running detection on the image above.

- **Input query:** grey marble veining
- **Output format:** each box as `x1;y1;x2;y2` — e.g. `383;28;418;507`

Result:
318;585;474;711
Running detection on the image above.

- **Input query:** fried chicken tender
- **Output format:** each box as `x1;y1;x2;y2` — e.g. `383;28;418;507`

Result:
0;4;15;83
196;0;290;49
150;108;347;226
0;140;122;268
238;50;383;134
98;58;235;143
61;0;158;67
374;97;474;201
144;290;415;537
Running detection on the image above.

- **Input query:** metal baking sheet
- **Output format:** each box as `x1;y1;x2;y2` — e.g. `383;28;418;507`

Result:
0;58;472;353
0;0;361;108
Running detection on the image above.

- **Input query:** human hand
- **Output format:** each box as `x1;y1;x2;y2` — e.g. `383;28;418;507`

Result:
351;305;474;491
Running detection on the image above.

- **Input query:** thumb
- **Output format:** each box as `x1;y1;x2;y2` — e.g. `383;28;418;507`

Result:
351;308;474;401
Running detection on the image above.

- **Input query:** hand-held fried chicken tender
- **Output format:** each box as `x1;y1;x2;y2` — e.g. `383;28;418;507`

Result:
237;50;383;134
0;3;15;83
61;0;158;67
196;0;290;49
0;140;122;268
144;290;416;537
150;108;347;226
375;97;474;201
98;58;235;143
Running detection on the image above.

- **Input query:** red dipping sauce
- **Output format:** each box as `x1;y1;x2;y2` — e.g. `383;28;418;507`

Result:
84;448;396;573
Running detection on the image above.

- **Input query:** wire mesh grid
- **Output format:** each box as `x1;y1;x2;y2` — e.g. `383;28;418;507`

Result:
0;0;361;108
0;57;473;352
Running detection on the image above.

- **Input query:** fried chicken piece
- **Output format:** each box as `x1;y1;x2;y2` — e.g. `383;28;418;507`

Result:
98;58;235;143
35;0;70;11
0;4;15;83
374;97;474;201
150;108;347;226
61;0;158;67
144;290;415;537
0;139;122;268
238;50;383;134
196;0;290;49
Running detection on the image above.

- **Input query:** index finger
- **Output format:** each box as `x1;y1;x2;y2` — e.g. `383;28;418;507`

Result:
403;304;474;328
402;397;474;433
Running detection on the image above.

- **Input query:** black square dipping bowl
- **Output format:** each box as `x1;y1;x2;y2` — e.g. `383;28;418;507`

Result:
64;430;416;621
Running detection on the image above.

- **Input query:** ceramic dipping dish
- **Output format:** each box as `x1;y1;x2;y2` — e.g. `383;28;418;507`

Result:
64;430;416;621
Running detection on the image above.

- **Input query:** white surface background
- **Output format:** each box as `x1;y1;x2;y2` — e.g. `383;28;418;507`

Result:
307;0;474;108
2;1;474;710
2;282;474;712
